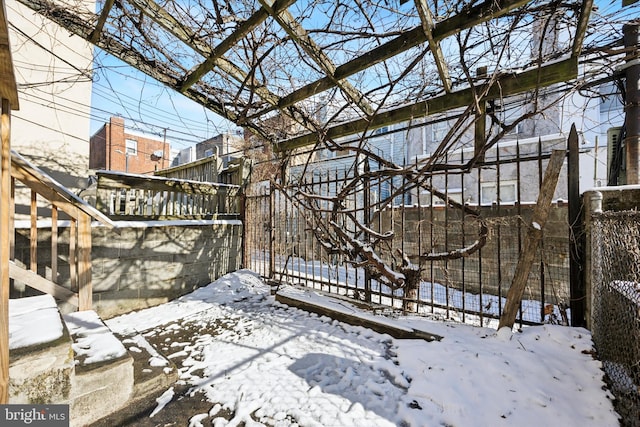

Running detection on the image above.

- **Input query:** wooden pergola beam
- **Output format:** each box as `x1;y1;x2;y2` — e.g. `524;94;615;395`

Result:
415;0;452;93
258;0;375;117
125;0;280;105
271;0;530;113
276;56;579;151
15;0;282;143
178;0;298;92
89;0;115;44
572;0;594;57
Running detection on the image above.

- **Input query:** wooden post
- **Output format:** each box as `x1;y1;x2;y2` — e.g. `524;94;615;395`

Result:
77;214;92;310
498;149;565;329
1;98;11;404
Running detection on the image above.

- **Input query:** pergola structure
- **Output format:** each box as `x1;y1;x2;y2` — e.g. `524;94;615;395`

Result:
14;0;605;160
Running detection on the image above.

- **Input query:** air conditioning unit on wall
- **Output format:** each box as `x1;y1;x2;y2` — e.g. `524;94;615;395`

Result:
607;126;626;185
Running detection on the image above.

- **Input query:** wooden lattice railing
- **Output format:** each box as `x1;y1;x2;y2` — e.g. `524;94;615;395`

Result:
9;151;116;310
95;170;241;221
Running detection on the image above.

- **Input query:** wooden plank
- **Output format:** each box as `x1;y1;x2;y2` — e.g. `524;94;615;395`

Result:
77;215;92;311
30;189;36;271
1;98;12;404
96;172;232;196
9;262;79;307
259;0;374;116
567;124;585;326
415;0;452;92
51;204;57;281
69;218;77;292
572;0;594;57
277;57;578;151
89;0;115;44
9;177;13;259
0;3;19;109
498;150;566;329
176;0;298;92
11;152;115;227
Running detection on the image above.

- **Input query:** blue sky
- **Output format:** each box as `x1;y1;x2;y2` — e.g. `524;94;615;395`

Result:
90;50;238;151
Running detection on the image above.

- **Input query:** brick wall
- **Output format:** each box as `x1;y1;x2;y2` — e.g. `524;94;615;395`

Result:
12;221;243;318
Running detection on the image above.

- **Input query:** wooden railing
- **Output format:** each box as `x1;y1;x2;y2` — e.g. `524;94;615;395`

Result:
155;156;221;182
155;156;248;186
9;151;116;310
95;171;241;220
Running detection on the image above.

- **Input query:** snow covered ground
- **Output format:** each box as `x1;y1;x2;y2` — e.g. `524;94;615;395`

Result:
105;269;619;427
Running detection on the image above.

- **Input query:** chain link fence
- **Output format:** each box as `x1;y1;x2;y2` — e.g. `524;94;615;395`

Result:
591;210;640;426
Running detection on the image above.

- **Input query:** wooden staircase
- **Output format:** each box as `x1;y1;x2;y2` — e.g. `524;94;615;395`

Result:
8;151;116;310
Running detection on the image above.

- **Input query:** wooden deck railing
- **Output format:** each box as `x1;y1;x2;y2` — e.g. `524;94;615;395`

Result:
9;151;116;310
95;171;241;220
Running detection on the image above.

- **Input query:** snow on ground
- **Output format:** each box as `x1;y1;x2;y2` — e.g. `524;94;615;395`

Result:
106;269;619;427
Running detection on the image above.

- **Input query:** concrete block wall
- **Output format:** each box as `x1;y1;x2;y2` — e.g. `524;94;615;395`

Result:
377;203;570;302
13;220;243;318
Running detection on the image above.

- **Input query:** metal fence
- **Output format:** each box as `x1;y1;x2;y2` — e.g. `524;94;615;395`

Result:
246;141;575;327
591;210;640;426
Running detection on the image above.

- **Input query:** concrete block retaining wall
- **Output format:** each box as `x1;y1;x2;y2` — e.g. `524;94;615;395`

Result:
13;220;243;318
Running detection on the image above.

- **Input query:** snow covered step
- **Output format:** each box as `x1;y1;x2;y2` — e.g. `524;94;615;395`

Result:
63;310;134;427
8;294;74;404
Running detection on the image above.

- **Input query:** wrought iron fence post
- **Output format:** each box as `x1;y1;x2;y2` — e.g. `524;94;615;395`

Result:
269;181;275;281
363;158;372;303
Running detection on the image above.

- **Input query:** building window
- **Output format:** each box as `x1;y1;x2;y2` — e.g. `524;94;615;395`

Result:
431;121;448;142
125;139;137;156
481;181;518;205
419;189;463;206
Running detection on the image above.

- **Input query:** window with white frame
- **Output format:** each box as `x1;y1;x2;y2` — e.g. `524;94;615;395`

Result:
421;189;463;206
480;180;518;204
125;139;137;156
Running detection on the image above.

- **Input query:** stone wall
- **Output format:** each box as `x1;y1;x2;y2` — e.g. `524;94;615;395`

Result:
13;220;243;318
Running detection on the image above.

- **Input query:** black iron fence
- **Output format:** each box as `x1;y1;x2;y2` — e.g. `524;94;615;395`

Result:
246;139;575;327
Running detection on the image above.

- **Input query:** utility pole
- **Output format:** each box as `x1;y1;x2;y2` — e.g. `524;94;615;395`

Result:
624;22;640;184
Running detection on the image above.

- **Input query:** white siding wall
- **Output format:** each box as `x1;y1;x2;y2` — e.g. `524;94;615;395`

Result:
7;0;95;191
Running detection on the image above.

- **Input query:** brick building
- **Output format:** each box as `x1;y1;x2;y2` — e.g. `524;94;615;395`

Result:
90;116;171;174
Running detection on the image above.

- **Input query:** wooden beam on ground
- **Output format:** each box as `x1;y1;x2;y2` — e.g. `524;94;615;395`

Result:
277;57;578;151
498;149;566;329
